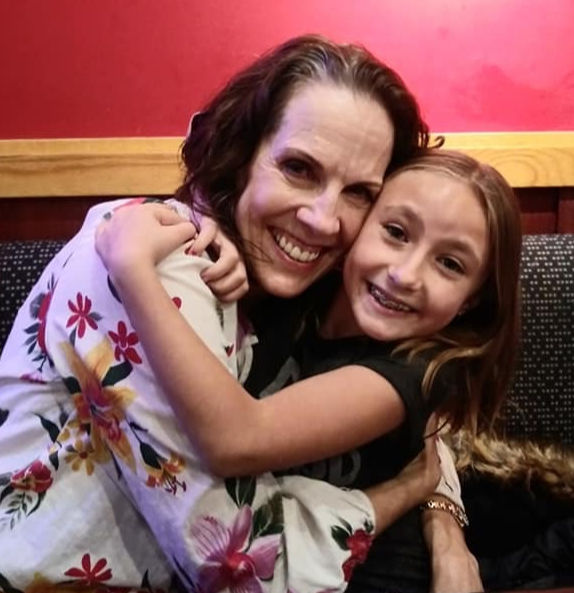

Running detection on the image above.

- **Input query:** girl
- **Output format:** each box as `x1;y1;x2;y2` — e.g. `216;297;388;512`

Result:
96;149;522;592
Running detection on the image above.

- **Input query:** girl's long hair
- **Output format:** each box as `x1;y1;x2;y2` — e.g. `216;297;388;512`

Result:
393;150;522;435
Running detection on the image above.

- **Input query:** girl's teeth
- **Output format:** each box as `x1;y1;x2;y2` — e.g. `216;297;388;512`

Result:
369;284;412;312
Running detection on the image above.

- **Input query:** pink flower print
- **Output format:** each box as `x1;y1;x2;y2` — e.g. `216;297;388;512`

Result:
66;292;100;339
108;321;143;364
64;553;113;586
191;505;280;593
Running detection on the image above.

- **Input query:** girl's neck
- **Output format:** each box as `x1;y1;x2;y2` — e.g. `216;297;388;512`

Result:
319;286;365;340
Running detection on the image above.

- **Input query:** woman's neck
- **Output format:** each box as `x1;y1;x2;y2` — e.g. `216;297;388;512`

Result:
319;287;364;340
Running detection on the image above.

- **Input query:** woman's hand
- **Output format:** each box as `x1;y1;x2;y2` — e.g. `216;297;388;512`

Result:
397;426;442;497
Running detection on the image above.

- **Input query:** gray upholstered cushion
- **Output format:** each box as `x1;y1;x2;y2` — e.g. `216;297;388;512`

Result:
503;234;574;444
0;240;66;353
1;235;573;442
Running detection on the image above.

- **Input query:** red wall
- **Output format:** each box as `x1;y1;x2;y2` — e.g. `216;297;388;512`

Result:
1;0;573;139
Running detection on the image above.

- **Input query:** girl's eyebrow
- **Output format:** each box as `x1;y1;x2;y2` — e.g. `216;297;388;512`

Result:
383;205;422;228
440;238;483;268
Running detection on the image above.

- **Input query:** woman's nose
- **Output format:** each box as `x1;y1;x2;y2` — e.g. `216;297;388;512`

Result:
296;190;341;236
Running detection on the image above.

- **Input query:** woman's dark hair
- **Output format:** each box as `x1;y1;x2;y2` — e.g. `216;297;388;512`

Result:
174;34;430;249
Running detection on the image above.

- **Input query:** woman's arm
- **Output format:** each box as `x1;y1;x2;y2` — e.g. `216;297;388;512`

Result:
97;204;406;477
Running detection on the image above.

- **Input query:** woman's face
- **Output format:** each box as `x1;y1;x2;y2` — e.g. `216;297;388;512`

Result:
235;81;394;298
338;168;489;341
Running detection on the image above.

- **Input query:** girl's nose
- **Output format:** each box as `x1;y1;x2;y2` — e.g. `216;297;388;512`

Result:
388;256;423;290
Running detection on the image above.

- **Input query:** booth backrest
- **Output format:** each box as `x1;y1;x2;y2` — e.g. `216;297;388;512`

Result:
1;235;573;444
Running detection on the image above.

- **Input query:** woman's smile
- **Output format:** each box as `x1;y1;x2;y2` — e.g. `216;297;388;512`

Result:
270;228;322;263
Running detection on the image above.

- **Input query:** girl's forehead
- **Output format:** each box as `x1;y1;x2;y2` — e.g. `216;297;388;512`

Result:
380;168;464;202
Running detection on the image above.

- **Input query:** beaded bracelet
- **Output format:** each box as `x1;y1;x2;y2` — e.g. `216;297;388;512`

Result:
420;498;469;529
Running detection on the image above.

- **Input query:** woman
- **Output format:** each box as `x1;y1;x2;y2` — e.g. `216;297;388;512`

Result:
0;35;463;593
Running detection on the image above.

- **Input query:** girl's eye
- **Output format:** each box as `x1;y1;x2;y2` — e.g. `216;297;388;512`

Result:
346;185;375;203
384;223;407;242
439;256;465;275
282;158;313;180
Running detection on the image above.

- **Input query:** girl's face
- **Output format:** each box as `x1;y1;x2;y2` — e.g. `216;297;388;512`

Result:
337;168;489;341
235;81;394;298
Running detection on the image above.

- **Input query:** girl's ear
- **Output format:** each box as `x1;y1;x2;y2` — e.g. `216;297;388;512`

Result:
458;295;479;317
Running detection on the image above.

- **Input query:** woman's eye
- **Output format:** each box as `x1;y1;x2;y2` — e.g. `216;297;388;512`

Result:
346;185;375;203
384;223;407;242
282;158;312;179
439;257;465;275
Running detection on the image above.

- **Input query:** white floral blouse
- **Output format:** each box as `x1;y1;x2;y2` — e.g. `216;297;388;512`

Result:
0;199;376;593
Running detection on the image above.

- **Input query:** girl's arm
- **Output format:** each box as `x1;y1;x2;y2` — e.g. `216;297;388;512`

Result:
423;508;483;593
97;204;406;476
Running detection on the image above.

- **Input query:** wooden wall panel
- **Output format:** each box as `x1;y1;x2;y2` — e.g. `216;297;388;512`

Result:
0;196;121;241
558;188;574;234
1;190;572;242
514;188;558;234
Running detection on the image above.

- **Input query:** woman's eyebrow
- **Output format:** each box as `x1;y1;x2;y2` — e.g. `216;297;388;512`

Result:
280;147;383;188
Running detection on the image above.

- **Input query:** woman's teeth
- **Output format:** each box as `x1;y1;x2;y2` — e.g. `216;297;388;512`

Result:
272;231;320;263
368;283;413;312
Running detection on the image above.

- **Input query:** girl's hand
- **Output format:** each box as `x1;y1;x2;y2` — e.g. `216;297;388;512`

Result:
191;216;249;303
95;202;197;282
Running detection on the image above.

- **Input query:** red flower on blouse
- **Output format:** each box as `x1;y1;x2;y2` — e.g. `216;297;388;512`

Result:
108;321;142;364
64;553;113;586
341;529;373;581
66;292;100;339
10;459;53;493
36;290;53;353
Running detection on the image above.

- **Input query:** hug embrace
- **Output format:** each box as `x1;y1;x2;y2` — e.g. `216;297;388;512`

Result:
0;35;525;593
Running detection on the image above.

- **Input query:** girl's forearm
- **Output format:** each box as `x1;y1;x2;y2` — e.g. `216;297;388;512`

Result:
110;262;262;475
422;509;483;593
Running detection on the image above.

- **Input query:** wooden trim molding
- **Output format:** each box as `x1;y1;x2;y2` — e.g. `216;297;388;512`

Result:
440;132;574;188
0;132;573;198
0;137;183;198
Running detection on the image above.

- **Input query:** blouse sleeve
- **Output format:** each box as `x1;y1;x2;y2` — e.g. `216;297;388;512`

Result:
42;199;376;593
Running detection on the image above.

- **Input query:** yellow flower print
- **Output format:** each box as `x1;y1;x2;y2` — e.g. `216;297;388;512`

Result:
61;340;136;471
144;450;187;495
64;438;98;476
